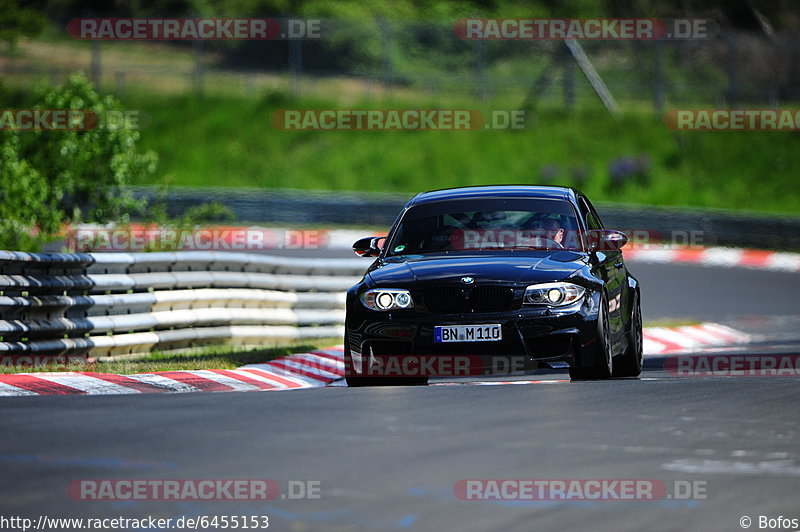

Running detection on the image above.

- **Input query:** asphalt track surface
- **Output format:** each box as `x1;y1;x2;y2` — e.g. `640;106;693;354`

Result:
1;254;799;532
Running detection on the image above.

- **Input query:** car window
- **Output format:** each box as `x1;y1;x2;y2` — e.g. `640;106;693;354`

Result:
579;197;603;230
386;198;583;254
583;197;605;229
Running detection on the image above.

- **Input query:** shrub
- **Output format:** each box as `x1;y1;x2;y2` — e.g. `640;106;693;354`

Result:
0;73;158;250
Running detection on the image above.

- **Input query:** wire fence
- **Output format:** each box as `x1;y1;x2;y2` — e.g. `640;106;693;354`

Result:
3;20;800;109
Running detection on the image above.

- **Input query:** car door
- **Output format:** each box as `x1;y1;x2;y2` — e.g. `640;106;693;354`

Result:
579;196;626;344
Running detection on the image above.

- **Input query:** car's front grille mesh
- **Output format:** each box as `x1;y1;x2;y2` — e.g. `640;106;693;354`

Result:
423;287;515;313
424;288;466;313
472;287;514;311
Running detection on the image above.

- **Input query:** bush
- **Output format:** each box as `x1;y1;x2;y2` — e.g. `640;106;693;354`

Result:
0;0;47;50
0;73;158;250
0;136;57;250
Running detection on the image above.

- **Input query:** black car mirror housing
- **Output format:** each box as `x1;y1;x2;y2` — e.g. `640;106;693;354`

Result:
353;236;386;257
587;230;629;251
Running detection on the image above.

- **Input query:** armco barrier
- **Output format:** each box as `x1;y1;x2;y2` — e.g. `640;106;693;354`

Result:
127;186;800;250
0;251;363;361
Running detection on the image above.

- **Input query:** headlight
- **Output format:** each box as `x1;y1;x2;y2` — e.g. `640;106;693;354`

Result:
524;282;585;307
359;289;414;311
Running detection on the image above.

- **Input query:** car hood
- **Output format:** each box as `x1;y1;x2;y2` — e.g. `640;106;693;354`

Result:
367;252;586;286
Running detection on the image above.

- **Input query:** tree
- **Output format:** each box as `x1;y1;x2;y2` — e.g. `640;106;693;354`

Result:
0;136;57;250
0;0;47;50
0;73;158;250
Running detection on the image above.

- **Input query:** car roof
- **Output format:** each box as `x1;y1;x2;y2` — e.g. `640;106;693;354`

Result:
406;185;579;207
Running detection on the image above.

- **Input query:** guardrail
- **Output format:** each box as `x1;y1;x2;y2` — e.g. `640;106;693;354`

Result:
129;186;800;250
0;251;363;362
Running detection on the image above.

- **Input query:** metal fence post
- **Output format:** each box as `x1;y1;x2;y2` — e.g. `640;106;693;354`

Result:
725;32;738;107
654;40;665;112
115;71;126;96
91;40;101;87
563;44;575;110
289;39;303;98
475;38;487;101
192;39;205;95
379;18;394;96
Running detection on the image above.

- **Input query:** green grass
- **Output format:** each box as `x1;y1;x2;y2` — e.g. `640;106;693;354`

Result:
122;90;800;216
3;33;800;216
0;340;341;375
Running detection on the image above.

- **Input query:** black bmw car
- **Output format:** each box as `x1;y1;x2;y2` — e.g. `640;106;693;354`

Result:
344;185;642;385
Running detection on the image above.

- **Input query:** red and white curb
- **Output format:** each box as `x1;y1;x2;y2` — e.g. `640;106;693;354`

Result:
643;322;753;356
0;347;344;397
0;323;755;396
622;246;800;273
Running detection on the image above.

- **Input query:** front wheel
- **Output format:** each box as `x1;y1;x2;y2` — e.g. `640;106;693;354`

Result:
612;292;643;378
570;292;613;380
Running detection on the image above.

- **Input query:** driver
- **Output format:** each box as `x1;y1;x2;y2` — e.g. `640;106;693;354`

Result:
543;217;565;247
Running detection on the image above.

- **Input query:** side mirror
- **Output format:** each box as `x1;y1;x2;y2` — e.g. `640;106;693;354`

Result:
353;236;385;257
587;230;628;251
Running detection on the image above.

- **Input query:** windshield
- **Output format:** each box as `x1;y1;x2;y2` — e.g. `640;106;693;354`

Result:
385;198;583;255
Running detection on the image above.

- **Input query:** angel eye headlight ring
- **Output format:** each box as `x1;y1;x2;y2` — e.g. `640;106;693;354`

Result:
360;289;415;311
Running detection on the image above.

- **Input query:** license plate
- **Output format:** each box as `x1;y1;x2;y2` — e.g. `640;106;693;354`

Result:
434;324;502;343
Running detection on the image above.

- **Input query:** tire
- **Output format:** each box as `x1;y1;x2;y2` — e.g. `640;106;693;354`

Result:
613;292;643;378
569;292;613;380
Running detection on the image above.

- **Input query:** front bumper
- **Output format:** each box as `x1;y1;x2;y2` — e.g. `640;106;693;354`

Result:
345;292;601;378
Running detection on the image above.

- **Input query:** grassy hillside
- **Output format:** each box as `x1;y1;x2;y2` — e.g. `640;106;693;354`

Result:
129;90;800;215
4;33;799;216
1;73;798;215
